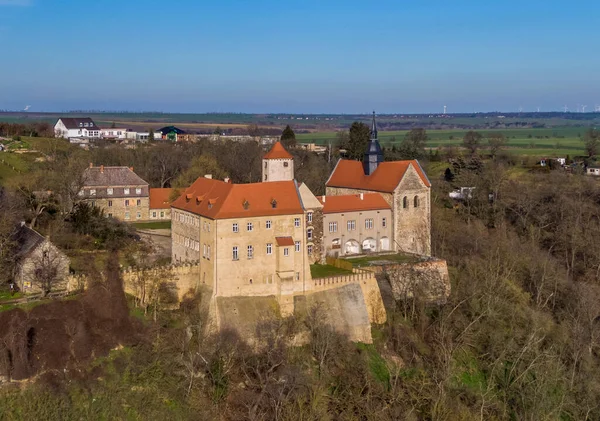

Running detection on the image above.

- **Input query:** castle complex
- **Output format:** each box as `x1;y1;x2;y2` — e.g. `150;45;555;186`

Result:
169;114;436;326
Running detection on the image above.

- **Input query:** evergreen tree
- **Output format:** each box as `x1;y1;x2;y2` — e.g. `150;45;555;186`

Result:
347;122;370;161
444;167;455;182
280;125;297;148
148;129;155;142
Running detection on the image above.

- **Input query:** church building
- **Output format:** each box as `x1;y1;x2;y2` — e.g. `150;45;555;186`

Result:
326;113;431;255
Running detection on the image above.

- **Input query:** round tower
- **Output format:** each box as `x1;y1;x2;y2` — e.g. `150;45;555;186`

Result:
262;141;294;182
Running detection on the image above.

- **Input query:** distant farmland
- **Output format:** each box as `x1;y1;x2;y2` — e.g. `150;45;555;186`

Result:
297;127;588;157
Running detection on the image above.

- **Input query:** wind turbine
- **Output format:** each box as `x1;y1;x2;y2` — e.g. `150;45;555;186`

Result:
23;105;31;111
582;105;587;113
564;105;569;112
443;105;447;114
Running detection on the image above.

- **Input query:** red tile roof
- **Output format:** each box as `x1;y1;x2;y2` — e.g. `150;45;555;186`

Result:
171;177;304;219
326;159;430;193
317;193;391;214
275;236;295;246
149;188;177;209
263;141;293;160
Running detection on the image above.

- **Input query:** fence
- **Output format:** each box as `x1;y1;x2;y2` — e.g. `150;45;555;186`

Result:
313;269;372;289
325;256;353;271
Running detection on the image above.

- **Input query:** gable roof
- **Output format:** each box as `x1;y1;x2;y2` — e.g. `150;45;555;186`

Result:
263;141;293;160
150;188;177;209
158;126;187;135
83;166;149;187
318;193;391;214
171;177;304;219
13;225;45;259
326;159;431;193
57;117;100;130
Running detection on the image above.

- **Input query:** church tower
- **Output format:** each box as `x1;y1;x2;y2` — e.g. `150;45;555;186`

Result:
363;111;383;175
262;141;294;182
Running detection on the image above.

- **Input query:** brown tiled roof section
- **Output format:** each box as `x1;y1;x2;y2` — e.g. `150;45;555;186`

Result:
58;117;100;130
171;177;303;219
317;193;391;214
326;159;431;193
83;166;149;187
275;236;294;246
263;141;293;160
149;188;176;209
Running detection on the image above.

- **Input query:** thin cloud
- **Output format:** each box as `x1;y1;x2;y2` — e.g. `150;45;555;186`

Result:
0;0;31;5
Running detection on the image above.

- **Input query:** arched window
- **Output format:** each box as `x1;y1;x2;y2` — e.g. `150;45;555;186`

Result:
403;196;408;209
414;195;420;208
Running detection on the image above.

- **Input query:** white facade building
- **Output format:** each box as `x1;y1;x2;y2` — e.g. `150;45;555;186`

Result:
54;118;101;139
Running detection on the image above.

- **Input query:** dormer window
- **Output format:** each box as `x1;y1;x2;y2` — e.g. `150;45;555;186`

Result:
136;188;142;195
124;188;130;195
271;199;277;209
243;200;250;210
79;122;83;127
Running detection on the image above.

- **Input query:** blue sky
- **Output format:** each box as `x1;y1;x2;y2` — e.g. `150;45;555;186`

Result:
1;0;599;113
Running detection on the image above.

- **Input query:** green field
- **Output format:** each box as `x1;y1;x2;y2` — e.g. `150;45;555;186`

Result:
297;127;588;157
310;264;353;278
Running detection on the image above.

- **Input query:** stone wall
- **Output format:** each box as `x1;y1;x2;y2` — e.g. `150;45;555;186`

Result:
87;196;150;222
306;208;324;264
377;259;450;303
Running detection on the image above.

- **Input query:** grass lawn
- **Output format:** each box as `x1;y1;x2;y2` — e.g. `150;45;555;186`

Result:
345;253;420;268
310;264;353;278
297;127;587;157
132;221;171;230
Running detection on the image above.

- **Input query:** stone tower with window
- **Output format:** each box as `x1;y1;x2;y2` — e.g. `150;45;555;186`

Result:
262;141;294;182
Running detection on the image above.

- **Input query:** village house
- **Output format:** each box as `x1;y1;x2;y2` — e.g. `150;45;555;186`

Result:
326;113;431;255
12;224;70;294
81;164;150;221
100;127;129;140
54;117;101;139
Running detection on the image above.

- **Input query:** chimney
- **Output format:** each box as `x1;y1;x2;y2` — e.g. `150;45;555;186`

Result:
205;174;213;179
89;162;93;168
100;165;104;174
360;193;364;200
322;195;326;202
129;167;134;172
224;177;230;183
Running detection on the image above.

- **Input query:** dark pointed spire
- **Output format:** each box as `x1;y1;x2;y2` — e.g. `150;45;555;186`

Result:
363;111;383;175
370;110;377;141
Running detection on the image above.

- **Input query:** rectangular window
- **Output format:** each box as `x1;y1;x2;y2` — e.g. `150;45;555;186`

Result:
136;188;142;195
307;212;313;223
125;212;130;220
108;213;113;218
284;248;289;257
152;211;157;218
307;229;313;240
295;272;300;280
207;223;211;232
160;211;164;218
107;188;113;195
347;220;356;231
294;218;300;227
329;222;338;233
308;245;313;255
365;218;374;229
266;220;272;229
247;245;254;259
207;245;211;260
247;222;253;231
382;217;387;228
125;199;130;207
203;244;207;258
124;188;130;195
137;199;141;206
295;241;301;252
233;223;239;233
266;243;272;255
108;200;113;207
90;189;96;196
232;246;239;261
136;212;141;219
